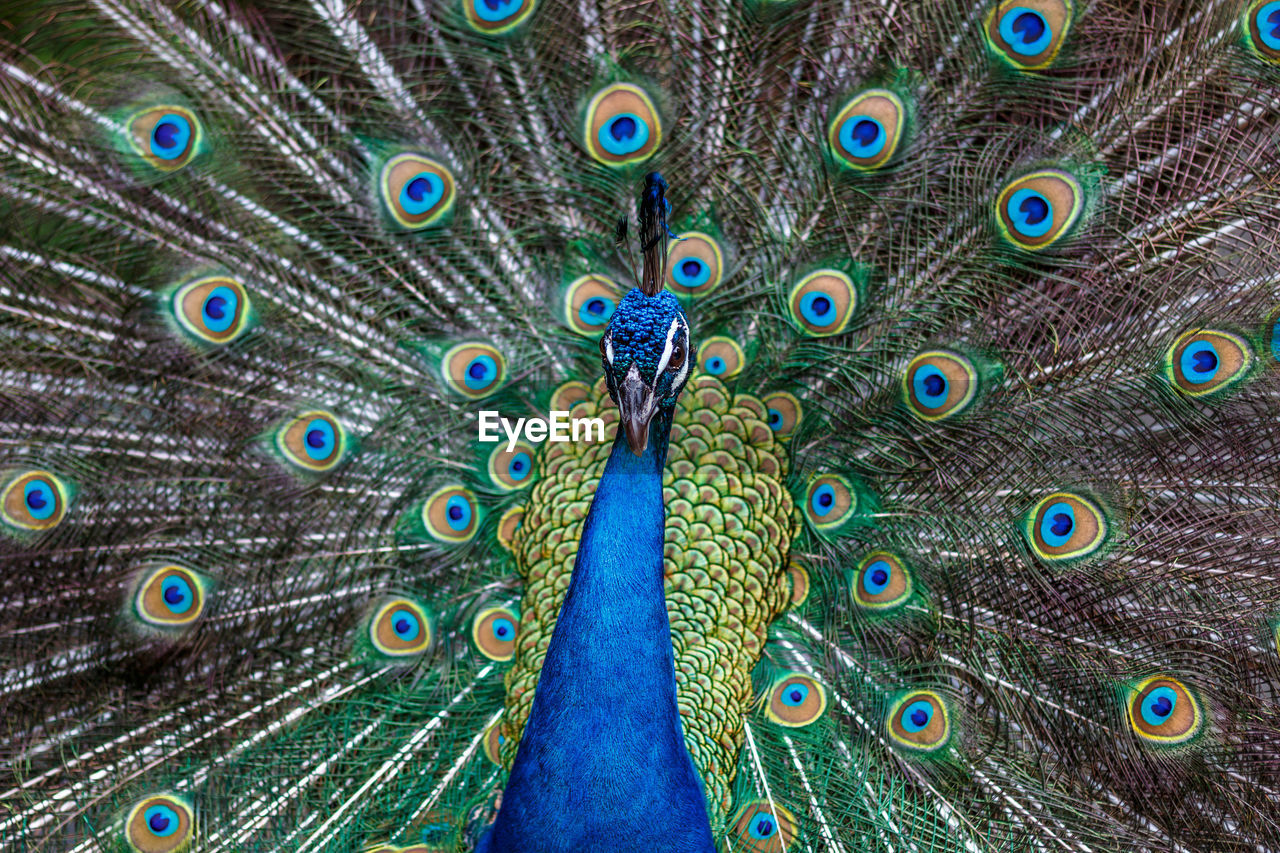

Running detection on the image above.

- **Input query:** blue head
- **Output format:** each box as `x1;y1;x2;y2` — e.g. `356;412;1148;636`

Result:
599;288;694;455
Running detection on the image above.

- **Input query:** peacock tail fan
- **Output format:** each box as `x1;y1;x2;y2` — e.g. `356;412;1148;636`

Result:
2;0;1280;851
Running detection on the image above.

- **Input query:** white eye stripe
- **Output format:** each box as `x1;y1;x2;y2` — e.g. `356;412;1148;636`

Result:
605;337;614;364
654;318;683;376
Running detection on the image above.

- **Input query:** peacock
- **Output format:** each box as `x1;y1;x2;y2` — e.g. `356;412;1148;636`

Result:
5;0;1280;850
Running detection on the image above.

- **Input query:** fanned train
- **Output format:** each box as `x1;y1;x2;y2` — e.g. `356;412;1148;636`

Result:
3;0;1280;850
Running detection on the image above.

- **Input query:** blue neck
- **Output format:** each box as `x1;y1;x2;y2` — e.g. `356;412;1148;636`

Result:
480;412;715;853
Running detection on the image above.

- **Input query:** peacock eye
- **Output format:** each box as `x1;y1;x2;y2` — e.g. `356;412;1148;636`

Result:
668;340;686;370
125;795;195;852
369;598;432;657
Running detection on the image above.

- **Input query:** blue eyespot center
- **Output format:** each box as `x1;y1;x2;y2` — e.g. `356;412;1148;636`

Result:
143;804;180;837
839;114;887;158
671;256;711;289
200;285;239;333
492;617;515;639
398;171;445;215
302;418;337;461
1180;341;1221;384
1260;3;1280;49
862;559;893;596
799;291;838;327
1013;11;1045;42
1020;194;1049;225
390;608;421;641
1039;501;1077;547
149;114;192;160
406;177;432;202
1008;187;1055;237
23;480;55;520
474;0;520;21
1192;349;1218;373
160;576;194;614
912;365;949;408
464;355;498;390
1140;686;1179;727
610;116;636;141
999;7;1053;55
902;699;934;732
509;452;532;481
445;495;472;531
750;816;777;839
598;113;651;156
578;296;615;327
810;483;836;517
707;357;725;374
153;122;179;149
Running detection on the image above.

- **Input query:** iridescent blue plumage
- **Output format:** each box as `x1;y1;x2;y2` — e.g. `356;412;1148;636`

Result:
480;284;708;852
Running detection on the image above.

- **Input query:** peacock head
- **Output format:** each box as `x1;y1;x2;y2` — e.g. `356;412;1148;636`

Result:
599;288;695;455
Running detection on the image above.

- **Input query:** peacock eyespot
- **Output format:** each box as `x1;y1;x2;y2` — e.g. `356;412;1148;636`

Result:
766;674;827;727
995;169;1083;251
370;599;433;657
1246;1;1280;61
496;506;524;552
1128;676;1201;745
464;0;536;33
584;83;661;166
728;800;798;853
828;88;906;170
787;270;856;336
442;342;506;398
853;551;912;610
1164;329;1253;397
903;350;979;421
666;232;724;296
488;441;537;491
379;153;456;229
697;336;745;378
761;391;802;437
2;470;68;532
472;605;520;661
127;106;202;172
786;562;810;607
422;485;480;543
804;474;856;529
277;411;347;473
1025;491;1106;562
483;718;507;764
125;794;194;853
564;275;622;337
985;0;1073;69
172;276;250;344
135;566;206;629
888;690;951;752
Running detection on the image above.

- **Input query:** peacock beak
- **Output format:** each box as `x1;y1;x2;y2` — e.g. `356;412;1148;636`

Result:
617;364;657;456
